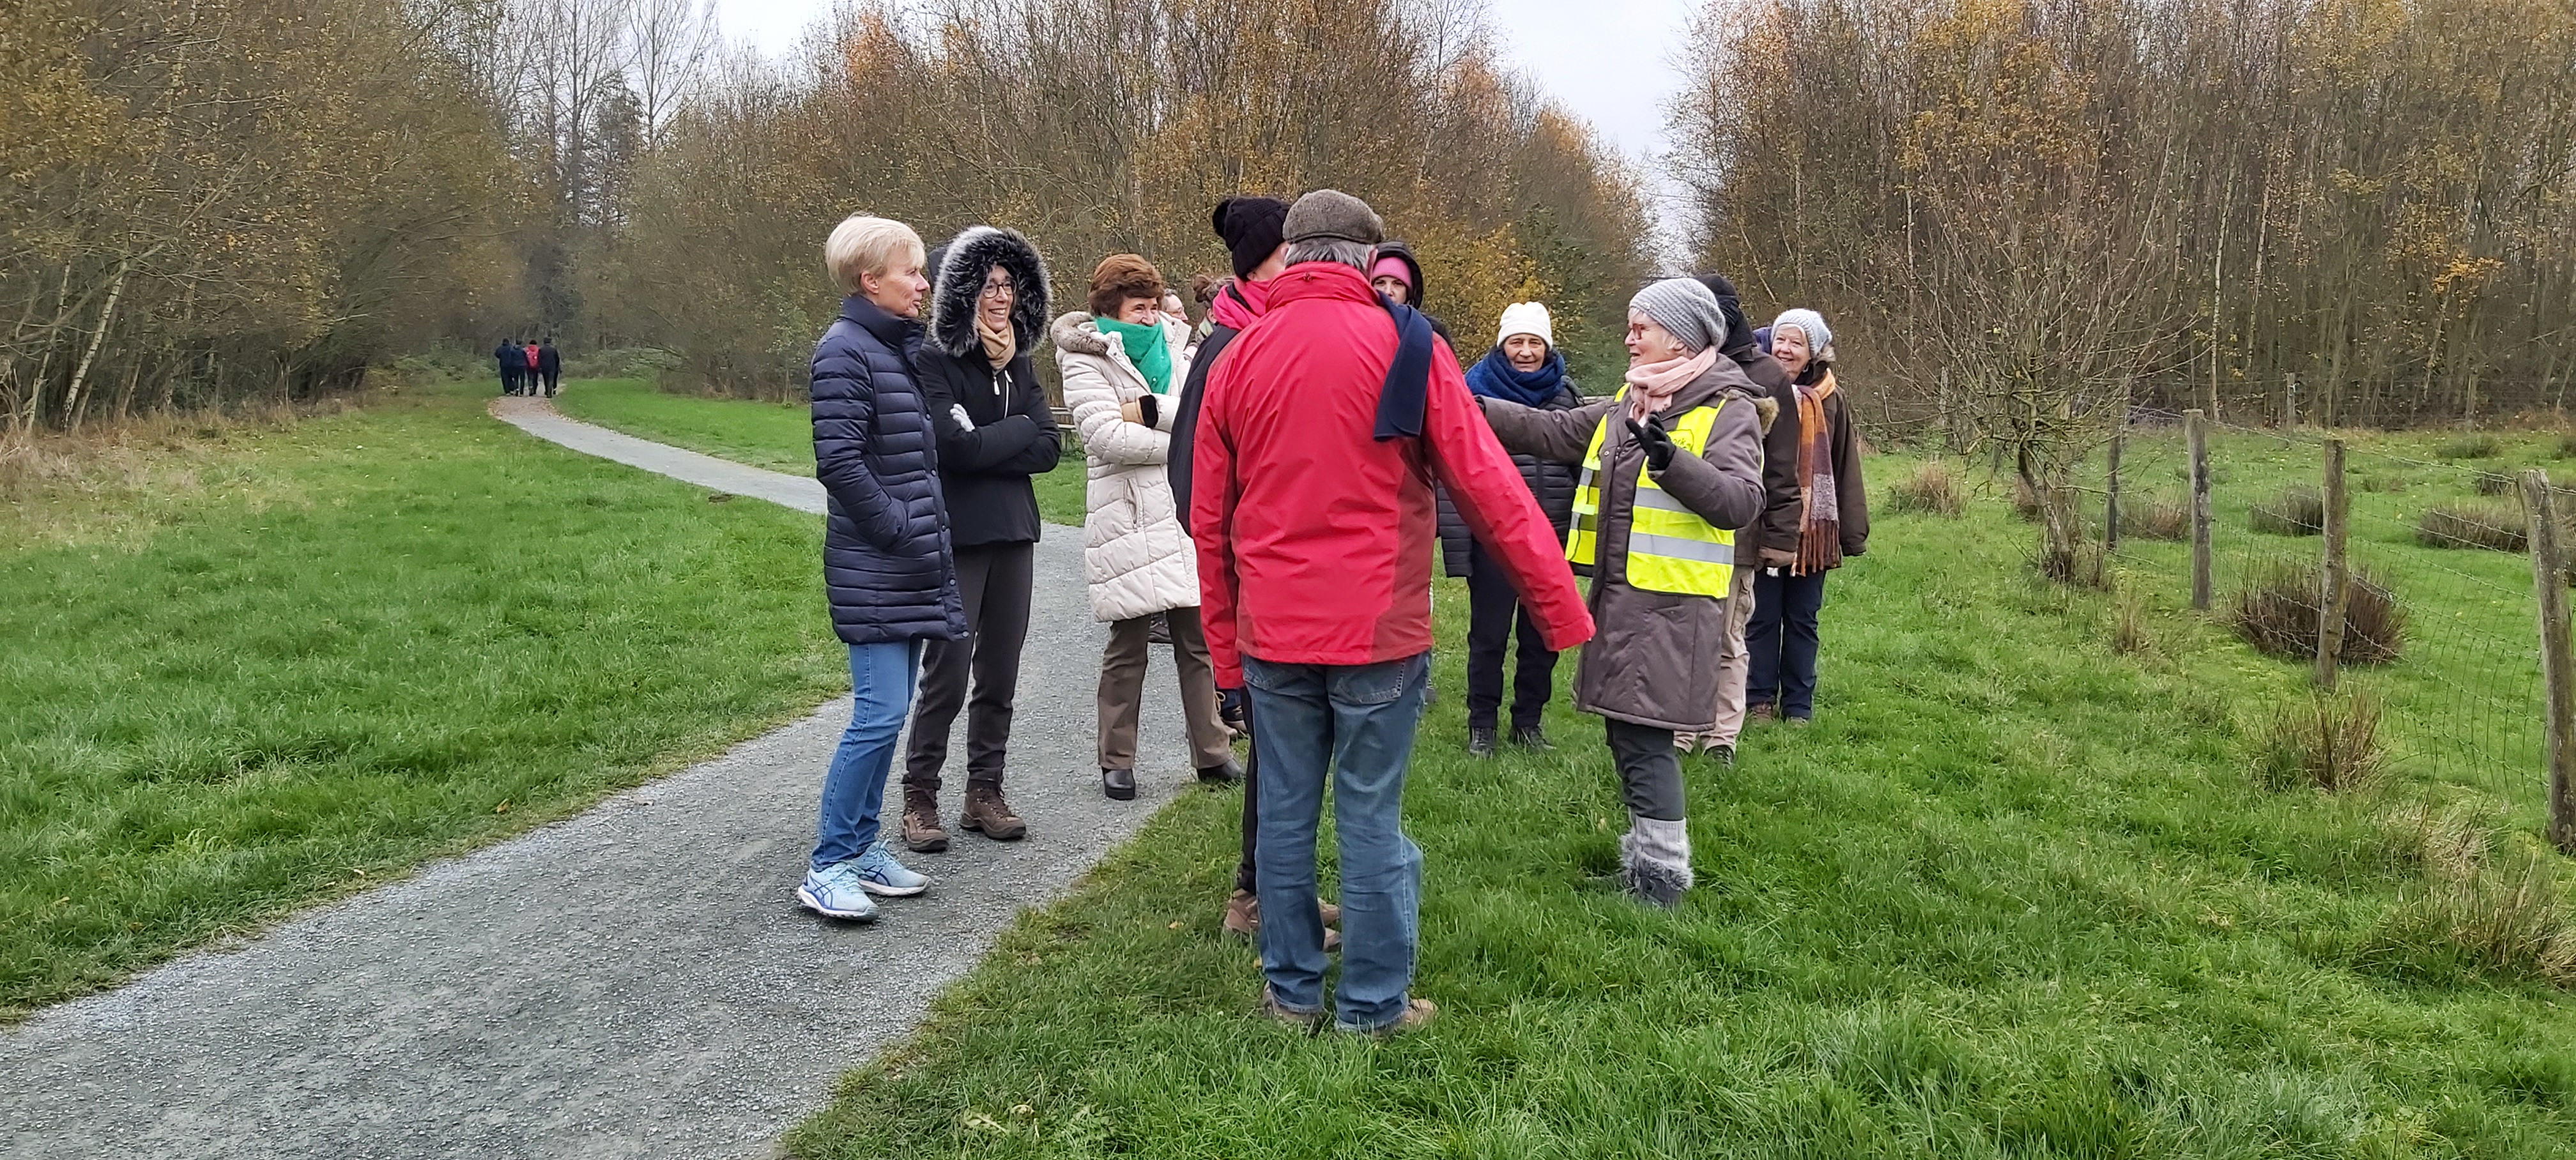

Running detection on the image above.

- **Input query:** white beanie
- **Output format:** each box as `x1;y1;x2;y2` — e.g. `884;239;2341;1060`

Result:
1496;301;1553;349
1770;308;1834;360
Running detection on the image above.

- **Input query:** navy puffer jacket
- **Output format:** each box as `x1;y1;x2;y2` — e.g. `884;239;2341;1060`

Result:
812;294;967;645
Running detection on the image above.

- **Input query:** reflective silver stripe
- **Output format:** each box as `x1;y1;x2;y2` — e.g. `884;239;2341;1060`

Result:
1626;530;1736;563
1629;486;1699;514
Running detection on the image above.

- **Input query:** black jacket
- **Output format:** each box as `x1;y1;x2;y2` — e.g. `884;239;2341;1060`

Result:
495;343;519;375
537;343;561;375
1438;376;1583;578
916;225;1060;546
1167;319;1239;523
811;294;967;646
916;347;1059;545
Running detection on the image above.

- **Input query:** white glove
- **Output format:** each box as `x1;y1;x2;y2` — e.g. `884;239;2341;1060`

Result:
949;403;976;432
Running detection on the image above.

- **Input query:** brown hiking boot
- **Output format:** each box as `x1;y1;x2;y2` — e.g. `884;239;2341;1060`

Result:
1338;996;1437;1037
1225;889;1260;938
900;786;947;853
959;783;1026;841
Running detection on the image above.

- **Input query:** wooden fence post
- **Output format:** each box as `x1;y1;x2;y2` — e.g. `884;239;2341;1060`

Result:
2523;470;2576;852
2188;408;2212;610
2104;425;2124;553
2285;372;2299;429
2315;438;2348;689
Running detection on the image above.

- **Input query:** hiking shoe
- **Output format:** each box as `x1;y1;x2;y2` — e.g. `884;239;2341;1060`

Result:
1147;613;1172;645
1101;767;1136;801
1337;996;1438;1037
1786;715;1811;728
1710;744;1736;768
1510;724;1553;751
960;784;1026;841
1225;889;1260;938
901;786;948;853
1747;703;1777;723
1466;726;1499;758
796;864;879;921
1197;759;1243;786
1262;986;1321;1026
850;841;929;897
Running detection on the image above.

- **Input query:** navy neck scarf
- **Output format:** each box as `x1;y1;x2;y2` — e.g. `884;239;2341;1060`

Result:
1464;346;1566;407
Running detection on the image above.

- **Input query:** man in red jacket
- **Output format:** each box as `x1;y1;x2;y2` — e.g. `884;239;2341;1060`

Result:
1192;189;1593;1035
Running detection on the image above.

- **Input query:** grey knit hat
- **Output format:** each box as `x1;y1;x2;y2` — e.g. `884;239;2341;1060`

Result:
1629;278;1728;354
1283;189;1384;247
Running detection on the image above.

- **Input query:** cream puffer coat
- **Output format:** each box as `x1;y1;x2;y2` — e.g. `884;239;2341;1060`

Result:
1054;310;1199;623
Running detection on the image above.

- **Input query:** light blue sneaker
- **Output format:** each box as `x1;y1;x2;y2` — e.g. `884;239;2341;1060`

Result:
850;841;930;897
797;863;878;921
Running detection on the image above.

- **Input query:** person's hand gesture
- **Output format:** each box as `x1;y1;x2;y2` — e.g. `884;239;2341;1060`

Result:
1623;414;1676;472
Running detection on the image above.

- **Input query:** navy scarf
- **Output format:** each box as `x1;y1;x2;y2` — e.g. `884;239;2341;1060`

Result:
1464;346;1566;408
1372;298;1436;442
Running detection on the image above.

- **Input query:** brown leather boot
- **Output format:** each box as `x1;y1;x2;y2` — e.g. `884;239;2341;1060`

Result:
900;786;947;853
960;783;1027;841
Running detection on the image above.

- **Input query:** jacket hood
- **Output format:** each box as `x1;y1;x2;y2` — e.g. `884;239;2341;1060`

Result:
1050;309;1110;357
1372;240;1427;307
928;226;1050;358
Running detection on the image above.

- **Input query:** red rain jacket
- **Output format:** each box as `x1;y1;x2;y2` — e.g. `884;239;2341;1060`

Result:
1190;261;1593;687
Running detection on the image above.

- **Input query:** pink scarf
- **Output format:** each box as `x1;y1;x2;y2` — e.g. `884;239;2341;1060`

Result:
1211;277;1271;332
1621;346;1717;421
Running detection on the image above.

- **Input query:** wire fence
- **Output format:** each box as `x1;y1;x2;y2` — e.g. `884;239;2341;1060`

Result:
2046;413;2557;788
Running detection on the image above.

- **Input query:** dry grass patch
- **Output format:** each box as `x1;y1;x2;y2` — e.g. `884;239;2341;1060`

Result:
1887;459;1966;517
2416;503;2529;552
2228;560;2404;664
2251;691;2388;793
2249;485;2325;535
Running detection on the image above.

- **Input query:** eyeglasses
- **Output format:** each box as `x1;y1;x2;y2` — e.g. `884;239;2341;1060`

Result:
978;279;1015;300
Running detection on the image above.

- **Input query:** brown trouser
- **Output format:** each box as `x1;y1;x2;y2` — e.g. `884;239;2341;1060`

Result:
1098;606;1232;772
1692;562;1760;749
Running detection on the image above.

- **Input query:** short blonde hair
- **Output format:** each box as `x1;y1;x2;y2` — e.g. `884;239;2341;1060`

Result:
824;215;925;295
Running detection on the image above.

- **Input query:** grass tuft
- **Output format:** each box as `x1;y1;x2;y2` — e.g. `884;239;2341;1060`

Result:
2248;485;2325;535
2109;587;2150;654
2417;503;2529;552
1888;459;1966;517
2442;433;2504;459
2476;471;2516;496
2251;691;2388;793
2228;560;2404;664
2118;493;2189;541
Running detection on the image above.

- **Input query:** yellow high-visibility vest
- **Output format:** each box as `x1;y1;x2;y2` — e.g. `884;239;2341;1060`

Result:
1567;394;1733;598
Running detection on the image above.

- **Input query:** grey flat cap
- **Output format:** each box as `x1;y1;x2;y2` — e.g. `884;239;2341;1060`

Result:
1284;188;1384;247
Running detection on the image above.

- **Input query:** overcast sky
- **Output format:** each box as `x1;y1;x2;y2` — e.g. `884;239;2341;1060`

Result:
707;0;1698;240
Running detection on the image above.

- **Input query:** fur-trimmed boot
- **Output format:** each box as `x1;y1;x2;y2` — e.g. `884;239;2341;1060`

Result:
1619;814;1693;909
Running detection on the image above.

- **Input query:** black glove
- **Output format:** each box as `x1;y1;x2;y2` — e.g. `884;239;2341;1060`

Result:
1625;415;1676;472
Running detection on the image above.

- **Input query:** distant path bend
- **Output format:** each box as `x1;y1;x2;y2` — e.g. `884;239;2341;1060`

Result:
0;393;1200;1160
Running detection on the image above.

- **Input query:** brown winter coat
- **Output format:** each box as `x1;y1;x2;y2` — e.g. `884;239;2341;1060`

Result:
1752;373;1871;563
1728;347;1804;567
1481;362;1768;732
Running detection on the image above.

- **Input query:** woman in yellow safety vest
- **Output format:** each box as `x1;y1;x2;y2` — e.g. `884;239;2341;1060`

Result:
1478;277;1770;909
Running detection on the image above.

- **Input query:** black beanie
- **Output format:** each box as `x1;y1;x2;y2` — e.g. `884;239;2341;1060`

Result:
1211;196;1289;280
1698;272;1754;353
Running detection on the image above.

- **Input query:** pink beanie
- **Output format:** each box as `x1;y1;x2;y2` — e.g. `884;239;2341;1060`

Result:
1368;255;1414;289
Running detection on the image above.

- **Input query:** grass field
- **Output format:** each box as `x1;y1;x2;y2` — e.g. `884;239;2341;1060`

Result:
555;378;1088;526
779;434;2576;1157
0;379;845;1018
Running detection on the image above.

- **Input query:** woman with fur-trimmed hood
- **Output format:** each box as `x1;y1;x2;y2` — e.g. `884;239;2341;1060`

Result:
1055;253;1239;804
897;226;1062;853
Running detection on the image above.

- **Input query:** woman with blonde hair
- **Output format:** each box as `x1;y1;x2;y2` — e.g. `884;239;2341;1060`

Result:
1054;254;1239;801
797;214;963;922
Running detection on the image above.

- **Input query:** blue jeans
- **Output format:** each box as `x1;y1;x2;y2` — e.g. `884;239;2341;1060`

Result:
1245;653;1428;1030
1746;569;1828;719
812;641;923;871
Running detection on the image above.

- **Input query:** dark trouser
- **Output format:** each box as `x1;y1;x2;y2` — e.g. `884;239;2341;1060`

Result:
1746;569;1829;719
905;542;1034;790
500;368;518;395
1463;540;1559;731
1098;606;1231;771
1236;735;1260;894
1604;717;1686;821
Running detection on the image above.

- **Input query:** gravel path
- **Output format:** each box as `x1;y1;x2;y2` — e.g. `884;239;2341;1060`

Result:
1;397;1205;1159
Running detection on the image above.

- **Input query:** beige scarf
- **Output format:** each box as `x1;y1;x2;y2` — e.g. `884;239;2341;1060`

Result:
1621;346;1717;421
976;315;1015;369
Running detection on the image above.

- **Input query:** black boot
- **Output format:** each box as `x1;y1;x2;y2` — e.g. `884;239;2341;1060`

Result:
1466;726;1498;758
1101;767;1136;801
1510;723;1552;751
1197;758;1243;785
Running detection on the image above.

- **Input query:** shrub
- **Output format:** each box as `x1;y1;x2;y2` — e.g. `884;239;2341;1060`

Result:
2557;432;2576;460
1888;460;1966;517
2359;473;2409;494
2251;691;2388;793
2249;485;2325;535
2416;503;2527;552
2441;433;2503;459
2474;470;2515;496
2228;560;2404;664
2119;494;2188;541
2370;858;2576;988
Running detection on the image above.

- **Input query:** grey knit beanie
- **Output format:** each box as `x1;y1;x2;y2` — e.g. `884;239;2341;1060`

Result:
1283;188;1384;247
1629;278;1727;354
